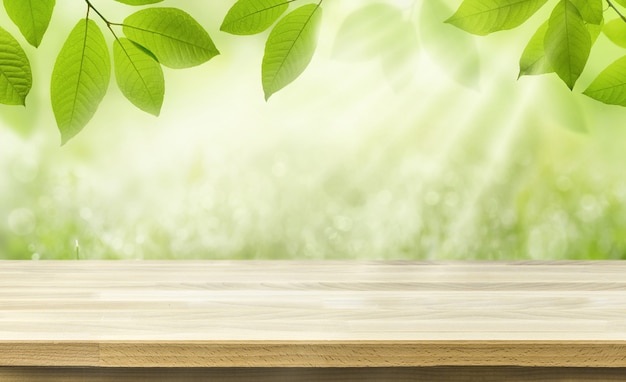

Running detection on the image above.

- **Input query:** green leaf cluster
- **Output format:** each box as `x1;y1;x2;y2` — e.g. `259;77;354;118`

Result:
0;1;218;144
51;6;219;144
449;0;626;110
0;0;330;143
7;0;626;144
221;0;323;100
0;0;53;107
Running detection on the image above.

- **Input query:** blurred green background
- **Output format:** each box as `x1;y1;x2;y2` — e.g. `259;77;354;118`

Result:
2;0;626;260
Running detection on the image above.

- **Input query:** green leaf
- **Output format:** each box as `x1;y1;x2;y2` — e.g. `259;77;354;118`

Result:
584;55;626;107
586;17;604;43
123;7;219;69
519;20;551;77
262;4;322;100
420;0;480;88
544;0;591;90
603;19;626;48
445;0;548;36
115;0;163;4
3;0;55;47
221;0;289;35
332;3;407;62
614;0;626;8
0;26;32;105
520;17;601;78
114;38;164;116
569;0;603;24
51;19;111;144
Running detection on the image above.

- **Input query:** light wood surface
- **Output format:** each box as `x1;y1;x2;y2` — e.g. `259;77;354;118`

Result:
1;261;625;368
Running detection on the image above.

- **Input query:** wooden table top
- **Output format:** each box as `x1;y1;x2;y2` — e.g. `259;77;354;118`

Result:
1;261;625;367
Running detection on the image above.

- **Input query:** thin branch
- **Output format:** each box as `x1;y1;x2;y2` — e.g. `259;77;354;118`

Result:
607;0;626;23
85;0;111;25
84;0;123;41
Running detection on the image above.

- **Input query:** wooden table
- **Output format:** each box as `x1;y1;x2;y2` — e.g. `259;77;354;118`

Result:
1;261;625;381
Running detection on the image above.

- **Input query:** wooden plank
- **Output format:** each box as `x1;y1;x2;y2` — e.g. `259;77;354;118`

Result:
0;342;98;367
2;367;626;382
1;261;626;367
0;341;624;368
97;341;626;367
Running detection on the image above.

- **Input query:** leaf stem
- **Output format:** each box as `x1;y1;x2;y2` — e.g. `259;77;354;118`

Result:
84;0;123;42
607;0;626;23
85;0;111;25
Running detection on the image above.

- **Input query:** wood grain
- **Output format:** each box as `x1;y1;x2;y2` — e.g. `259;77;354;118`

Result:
2;367;626;382
1;261;625;368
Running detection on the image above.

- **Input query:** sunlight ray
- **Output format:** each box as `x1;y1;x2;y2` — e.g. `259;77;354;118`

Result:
440;79;540;258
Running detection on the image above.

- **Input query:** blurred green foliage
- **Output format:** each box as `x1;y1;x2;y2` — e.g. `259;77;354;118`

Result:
1;1;626;260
